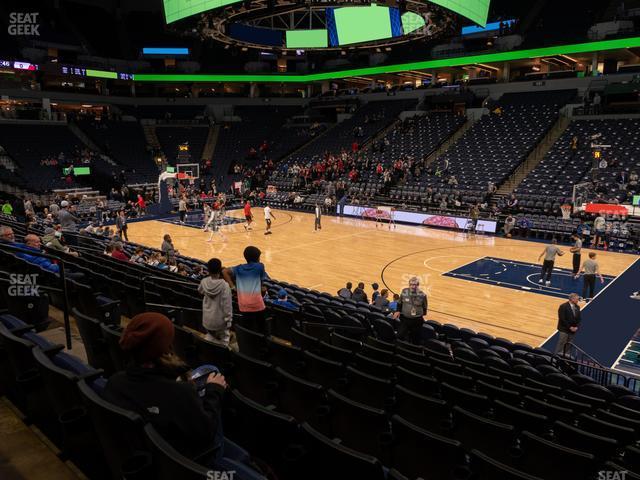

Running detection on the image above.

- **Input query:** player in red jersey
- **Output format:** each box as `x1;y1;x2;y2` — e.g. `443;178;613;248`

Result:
243;200;253;230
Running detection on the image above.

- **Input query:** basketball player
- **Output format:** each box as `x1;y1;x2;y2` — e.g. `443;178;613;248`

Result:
206;200;227;243
264;205;276;235
178;195;188;224
243;200;253;230
537;238;565;286
202;203;212;231
314;203;322;231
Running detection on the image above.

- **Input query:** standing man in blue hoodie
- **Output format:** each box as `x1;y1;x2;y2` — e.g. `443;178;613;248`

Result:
199;258;233;347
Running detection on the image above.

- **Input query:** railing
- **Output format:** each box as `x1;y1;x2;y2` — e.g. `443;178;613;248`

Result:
559;342;640;393
0;242;73;349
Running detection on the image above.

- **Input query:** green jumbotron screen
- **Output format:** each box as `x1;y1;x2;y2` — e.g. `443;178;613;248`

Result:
334;5;393;46
163;0;242;23
429;0;490;26
63;167;91;176
286;30;328;49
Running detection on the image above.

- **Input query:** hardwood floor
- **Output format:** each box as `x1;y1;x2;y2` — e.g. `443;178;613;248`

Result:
127;209;636;346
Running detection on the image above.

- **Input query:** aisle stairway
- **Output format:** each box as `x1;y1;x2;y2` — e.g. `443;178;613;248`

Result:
497;114;571;195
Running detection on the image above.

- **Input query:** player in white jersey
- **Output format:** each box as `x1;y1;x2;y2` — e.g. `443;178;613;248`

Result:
264;205;276;235
206;200;227;242
202;203;213;231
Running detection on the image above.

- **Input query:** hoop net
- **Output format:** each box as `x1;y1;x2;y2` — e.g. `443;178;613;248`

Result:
560;204;572;220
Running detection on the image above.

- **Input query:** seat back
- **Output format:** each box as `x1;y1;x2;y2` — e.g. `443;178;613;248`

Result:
72;308;114;373
390;414;465;480
77;379;149;480
144;424;210;480
297;422;386;480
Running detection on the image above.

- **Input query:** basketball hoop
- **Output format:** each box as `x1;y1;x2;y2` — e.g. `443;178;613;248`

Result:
560;204;572;220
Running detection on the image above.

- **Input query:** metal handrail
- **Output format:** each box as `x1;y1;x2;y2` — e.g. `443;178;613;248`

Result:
562;341;604;367
559;342;640;393
0;242;72;349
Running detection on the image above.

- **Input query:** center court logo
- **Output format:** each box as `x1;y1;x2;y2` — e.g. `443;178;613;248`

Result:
8;12;40;36
8;273;40;297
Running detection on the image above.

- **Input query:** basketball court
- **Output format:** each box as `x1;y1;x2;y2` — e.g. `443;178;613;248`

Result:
126;208;638;348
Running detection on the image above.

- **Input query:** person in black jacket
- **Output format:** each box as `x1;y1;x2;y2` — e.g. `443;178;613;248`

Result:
555;293;581;355
103;312;227;464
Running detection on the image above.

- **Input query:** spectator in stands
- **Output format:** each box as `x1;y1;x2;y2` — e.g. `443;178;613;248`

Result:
555;293;581;355
388;293;400;312
104;312;227;463
617;171;628;190
104;244;114;256
161;234;178;261
374;288;390;311
570;135;579;157
337;282;353;299
592;93;602;114
111;242;130;262
2;200;13;216
393;276;428;344
199;258;233;347
507;194;518;212
42;228;78;257
516;216;532;237
371;283;380;303
504;215;515;238
130;247;147;264
0;225;16;244
223;246;269;333
15;234;61;274
24;197;34;217
270;289;299;312
352;282;368;303
57;201;78;230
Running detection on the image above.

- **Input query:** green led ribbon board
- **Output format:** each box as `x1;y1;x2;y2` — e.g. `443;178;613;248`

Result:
163;0;243;23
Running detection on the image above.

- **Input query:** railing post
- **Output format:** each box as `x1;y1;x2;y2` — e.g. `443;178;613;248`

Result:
58;262;72;349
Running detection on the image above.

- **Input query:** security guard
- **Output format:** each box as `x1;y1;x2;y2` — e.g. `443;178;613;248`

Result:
393;277;428;344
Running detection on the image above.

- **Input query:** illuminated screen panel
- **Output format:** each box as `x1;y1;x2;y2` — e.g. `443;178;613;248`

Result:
63;167;91;176
333;5;394;46
163;0;242;23
429;0;490;26
286;30;328;48
401;12;426;34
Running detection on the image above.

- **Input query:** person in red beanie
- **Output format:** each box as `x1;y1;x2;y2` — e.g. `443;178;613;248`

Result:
103;312;227;463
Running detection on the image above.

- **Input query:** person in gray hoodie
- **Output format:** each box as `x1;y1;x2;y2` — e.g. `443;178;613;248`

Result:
198;258;233;347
